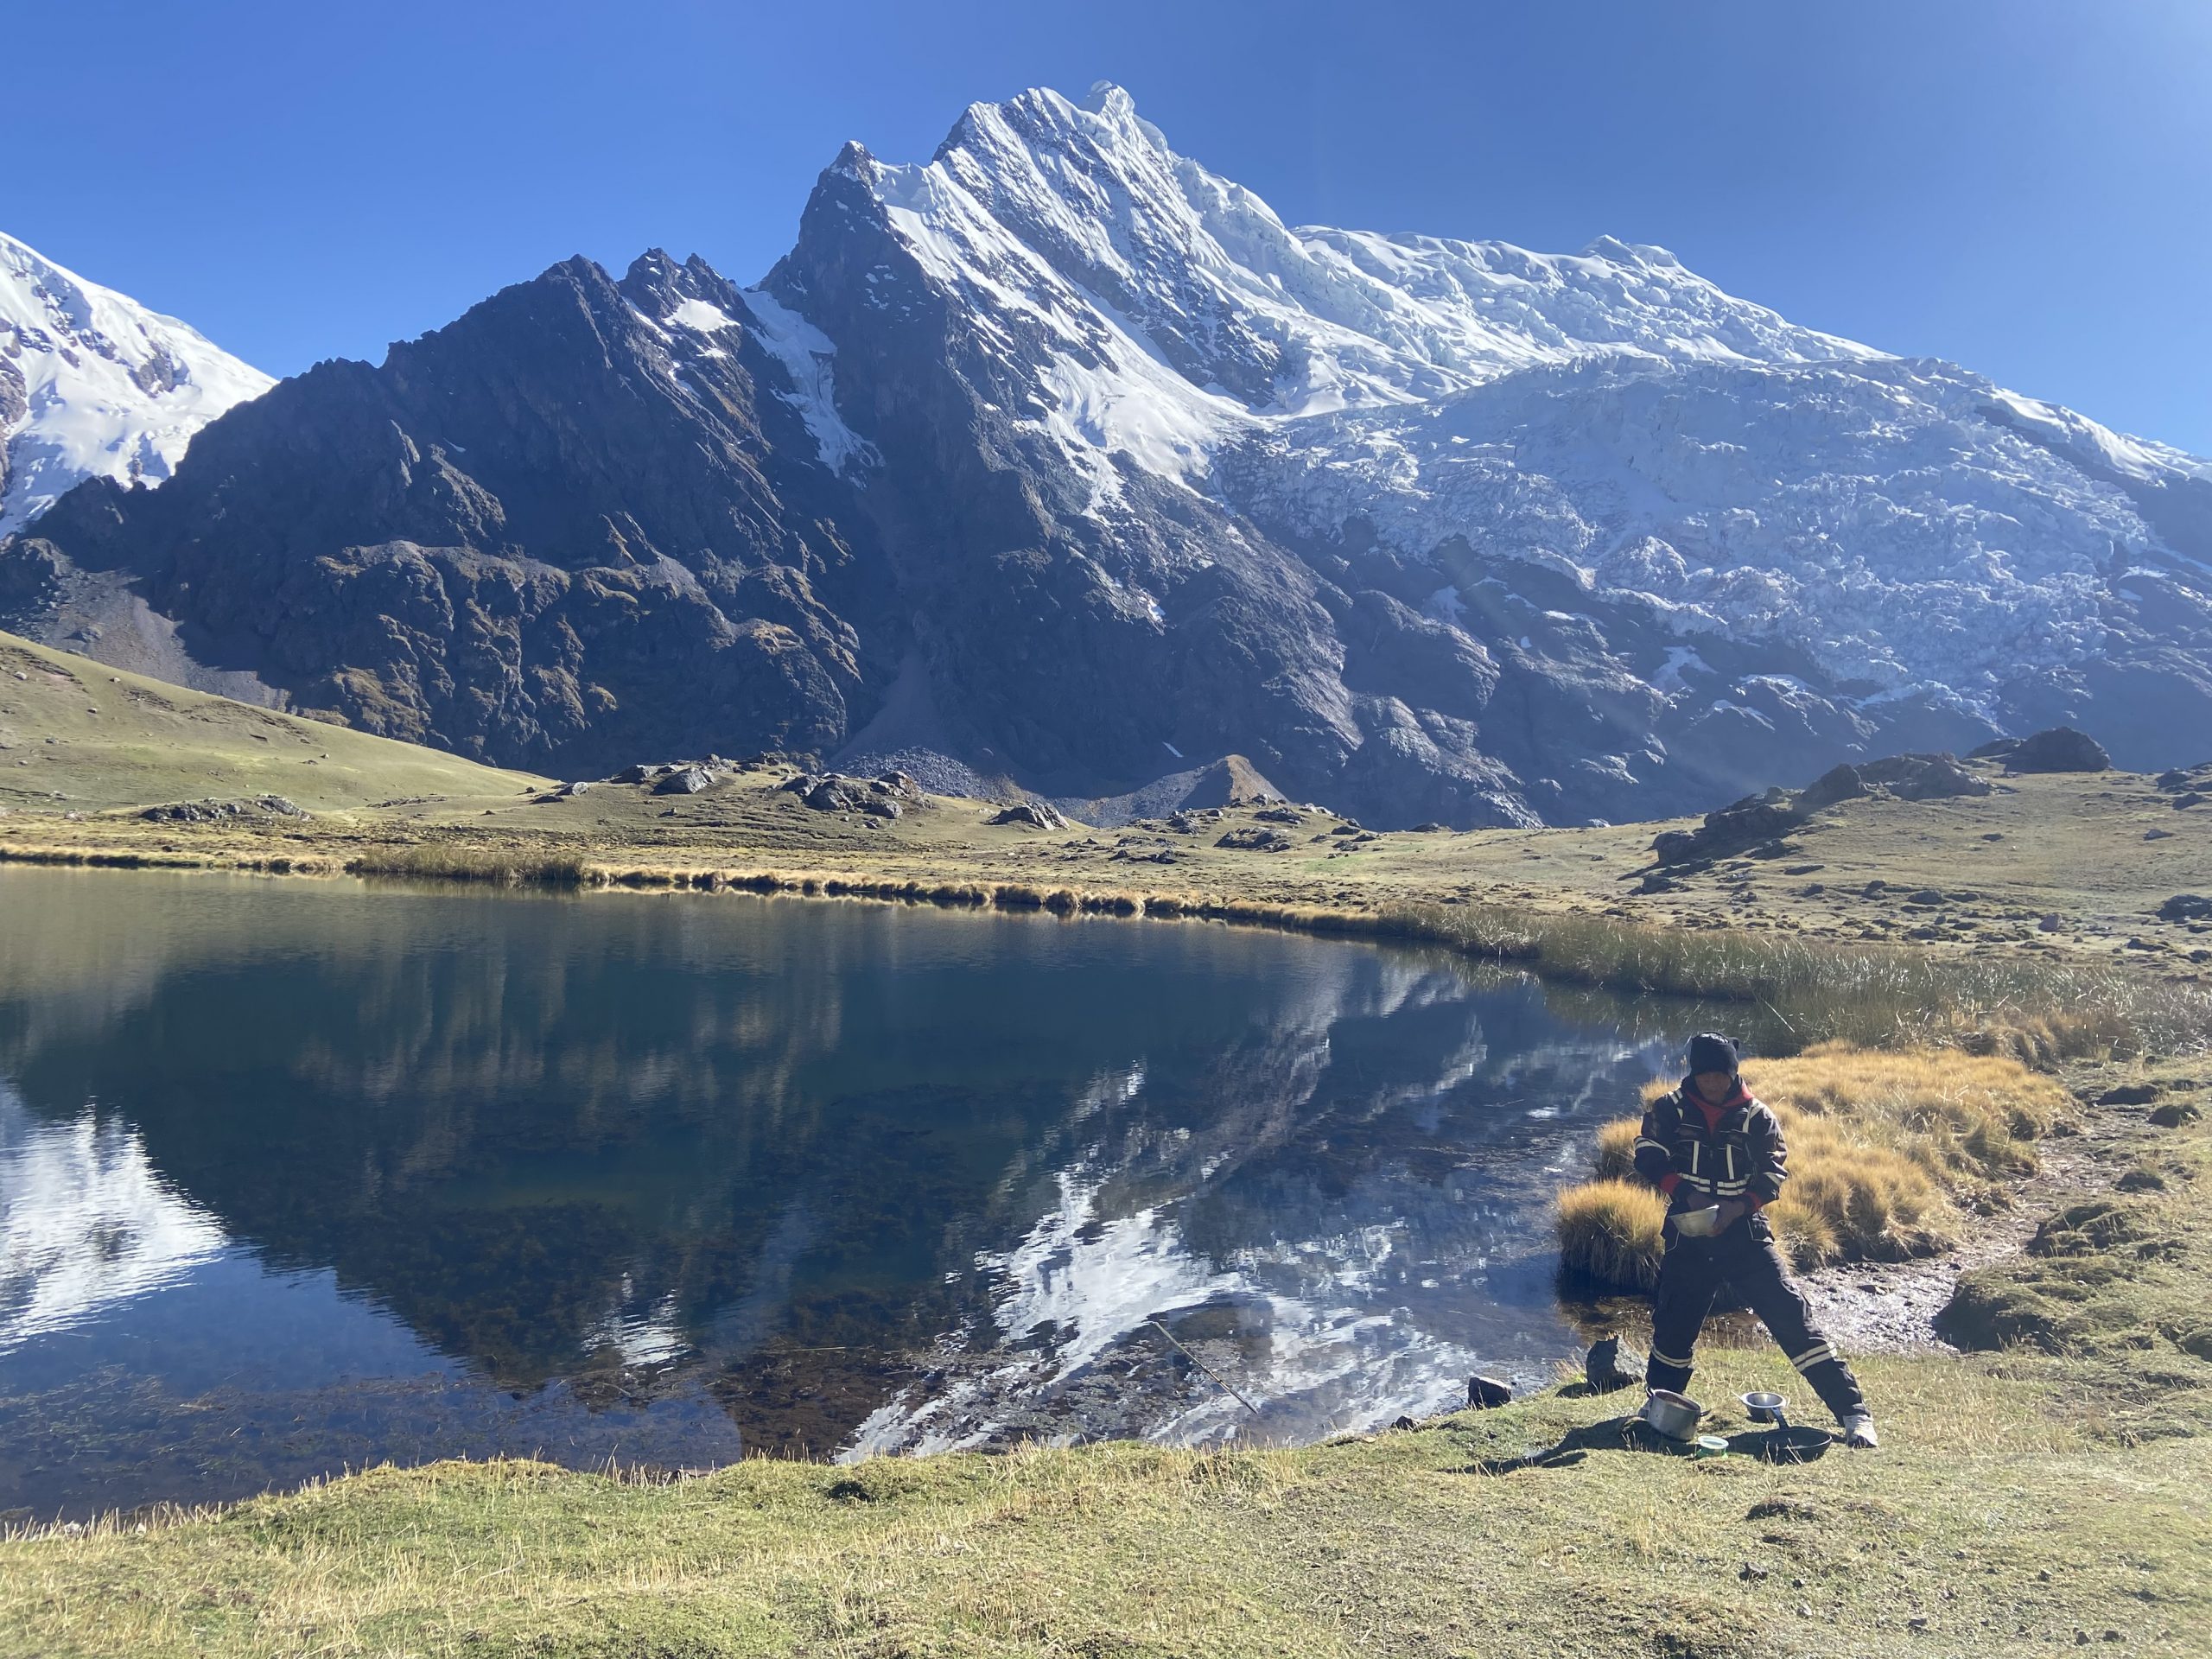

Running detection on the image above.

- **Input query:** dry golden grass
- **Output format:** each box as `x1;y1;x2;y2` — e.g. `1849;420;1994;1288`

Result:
1558;1044;2066;1283
1554;1179;1669;1290
1592;1116;1642;1181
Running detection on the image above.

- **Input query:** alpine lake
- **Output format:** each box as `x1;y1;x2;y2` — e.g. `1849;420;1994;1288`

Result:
0;866;1770;1522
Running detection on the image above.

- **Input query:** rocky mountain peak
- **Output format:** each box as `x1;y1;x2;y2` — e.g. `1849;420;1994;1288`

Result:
3;86;2208;827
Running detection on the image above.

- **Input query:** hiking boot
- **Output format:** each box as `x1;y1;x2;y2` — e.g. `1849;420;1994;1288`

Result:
1841;1414;1878;1449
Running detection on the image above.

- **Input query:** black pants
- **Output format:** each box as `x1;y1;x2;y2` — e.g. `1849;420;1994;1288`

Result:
1644;1215;1867;1422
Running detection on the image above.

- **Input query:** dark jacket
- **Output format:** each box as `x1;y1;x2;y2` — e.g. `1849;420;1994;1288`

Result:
1632;1079;1788;1209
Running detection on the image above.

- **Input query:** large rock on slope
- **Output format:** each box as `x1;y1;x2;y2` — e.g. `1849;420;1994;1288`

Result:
2003;727;2113;773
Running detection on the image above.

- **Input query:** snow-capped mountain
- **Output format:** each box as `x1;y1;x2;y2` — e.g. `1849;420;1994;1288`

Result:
3;86;2206;824
0;232;273;535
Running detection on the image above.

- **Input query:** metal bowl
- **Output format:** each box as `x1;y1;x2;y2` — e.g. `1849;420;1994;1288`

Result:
1640;1388;1704;1440
1741;1390;1788;1424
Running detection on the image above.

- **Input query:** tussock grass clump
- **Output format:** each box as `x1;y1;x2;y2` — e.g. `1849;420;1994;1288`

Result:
1558;1044;2064;1284
1592;1117;1642;1181
349;845;589;886
1554;1179;1669;1290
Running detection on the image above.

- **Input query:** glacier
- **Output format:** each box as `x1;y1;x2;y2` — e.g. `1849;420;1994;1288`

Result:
0;232;273;535
829;83;2207;718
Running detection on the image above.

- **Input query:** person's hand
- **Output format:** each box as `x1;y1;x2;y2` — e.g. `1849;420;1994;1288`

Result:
1713;1199;1749;1232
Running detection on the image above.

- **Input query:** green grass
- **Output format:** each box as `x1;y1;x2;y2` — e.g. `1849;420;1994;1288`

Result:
3;1349;2209;1659
0;631;545;813
1942;1093;2212;1374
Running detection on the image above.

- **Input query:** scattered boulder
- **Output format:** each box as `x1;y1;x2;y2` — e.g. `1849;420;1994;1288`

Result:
1797;763;1867;810
785;771;927;817
1466;1375;1513;1409
2149;1100;2202;1128
653;766;715;795
1216;826;1293;852
1858;752;1991;800
2003;726;2110;774
558;779;591;798
991;800;1068;831
1583;1336;1643;1395
2158;894;2212;923
1967;736;2021;761
2146;828;2176;841
1649;786;1807;867
140;796;311;823
1649;747;2000;874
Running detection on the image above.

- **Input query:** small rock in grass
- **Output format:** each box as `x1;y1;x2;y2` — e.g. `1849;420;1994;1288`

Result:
2145;828;2175;841
2148;1101;2202;1128
2157;894;2212;923
1583;1336;1643;1394
2098;1083;2163;1106
1467;1375;1512;1409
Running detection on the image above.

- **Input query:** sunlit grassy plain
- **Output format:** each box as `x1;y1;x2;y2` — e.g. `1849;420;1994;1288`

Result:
3;627;2212;1656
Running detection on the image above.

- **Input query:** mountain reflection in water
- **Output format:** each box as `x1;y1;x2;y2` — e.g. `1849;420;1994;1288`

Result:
0;868;1709;1518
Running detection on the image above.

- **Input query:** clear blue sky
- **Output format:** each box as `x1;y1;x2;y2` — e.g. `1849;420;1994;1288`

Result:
10;0;2208;451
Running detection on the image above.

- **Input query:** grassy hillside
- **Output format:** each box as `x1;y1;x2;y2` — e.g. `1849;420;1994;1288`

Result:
0;631;546;812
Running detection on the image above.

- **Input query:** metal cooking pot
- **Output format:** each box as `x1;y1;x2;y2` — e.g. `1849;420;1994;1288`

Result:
1640;1388;1704;1440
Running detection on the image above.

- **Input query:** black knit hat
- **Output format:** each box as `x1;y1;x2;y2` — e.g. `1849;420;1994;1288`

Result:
1687;1032;1739;1076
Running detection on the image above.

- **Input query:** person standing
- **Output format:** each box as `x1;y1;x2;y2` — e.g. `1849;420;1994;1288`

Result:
1634;1033;1878;1448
